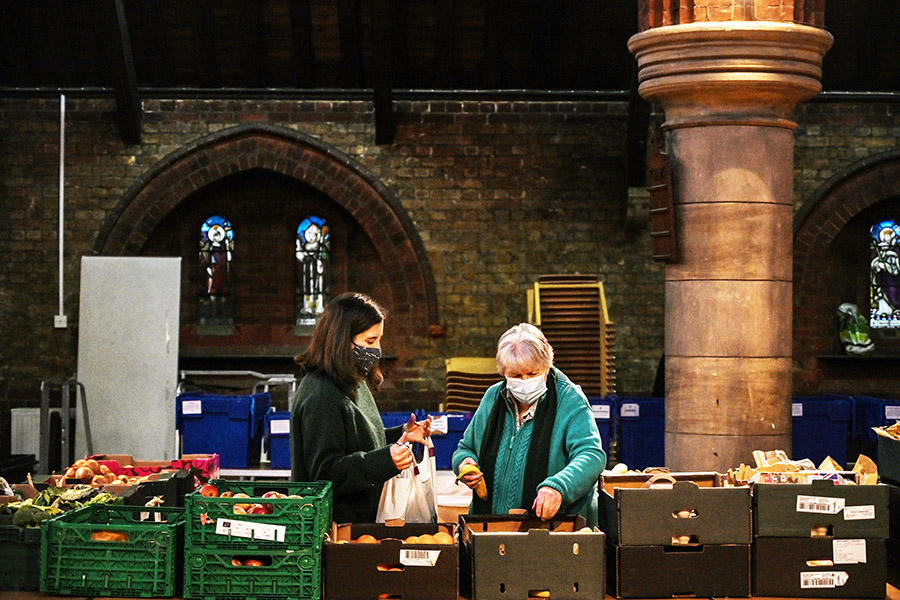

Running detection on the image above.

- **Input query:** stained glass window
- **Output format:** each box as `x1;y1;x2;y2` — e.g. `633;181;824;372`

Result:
870;219;900;329
198;215;234;325
296;216;330;326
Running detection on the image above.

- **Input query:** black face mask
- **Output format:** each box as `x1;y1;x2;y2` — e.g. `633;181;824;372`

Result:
352;344;382;375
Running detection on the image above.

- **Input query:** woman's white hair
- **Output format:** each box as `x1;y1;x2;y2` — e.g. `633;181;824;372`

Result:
495;323;554;376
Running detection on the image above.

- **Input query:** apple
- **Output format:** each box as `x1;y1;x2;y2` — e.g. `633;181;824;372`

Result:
198;484;219;497
247;504;269;515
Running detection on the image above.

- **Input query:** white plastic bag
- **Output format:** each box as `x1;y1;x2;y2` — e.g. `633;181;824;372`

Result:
376;437;438;523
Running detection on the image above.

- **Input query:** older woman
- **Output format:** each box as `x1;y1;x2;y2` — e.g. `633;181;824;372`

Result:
452;323;606;526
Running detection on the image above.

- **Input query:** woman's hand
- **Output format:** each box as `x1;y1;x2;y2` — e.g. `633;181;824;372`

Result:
457;457;483;491
533;486;562;520
390;431;414;471
404;413;433;444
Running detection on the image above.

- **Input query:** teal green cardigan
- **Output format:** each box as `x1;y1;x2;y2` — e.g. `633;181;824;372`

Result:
451;367;606;526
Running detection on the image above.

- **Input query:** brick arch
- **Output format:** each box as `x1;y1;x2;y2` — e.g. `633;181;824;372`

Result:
95;123;439;332
793;149;900;392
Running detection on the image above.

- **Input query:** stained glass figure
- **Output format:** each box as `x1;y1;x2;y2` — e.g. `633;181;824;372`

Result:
870;219;900;329
198;215;234;325
295;216;330;326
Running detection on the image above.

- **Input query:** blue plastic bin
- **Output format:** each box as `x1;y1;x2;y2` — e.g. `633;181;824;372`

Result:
791;395;853;467
616;396;665;470
264;410;292;470
177;392;271;468
587;396;616;456
431;412;474;470
853;395;900;462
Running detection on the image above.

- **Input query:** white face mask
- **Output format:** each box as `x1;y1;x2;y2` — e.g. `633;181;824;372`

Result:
505;374;547;405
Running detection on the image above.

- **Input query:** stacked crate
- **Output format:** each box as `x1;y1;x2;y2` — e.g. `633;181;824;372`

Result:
601;473;752;598
40;504;185;597
183;479;331;600
753;479;889;598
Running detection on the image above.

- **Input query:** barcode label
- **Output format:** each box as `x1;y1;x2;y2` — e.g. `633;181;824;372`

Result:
591;405;610;420
216;518;286;542
797;495;844;514
843;505;875;521
800;571;849;589
621;403;640;418
400;549;440;567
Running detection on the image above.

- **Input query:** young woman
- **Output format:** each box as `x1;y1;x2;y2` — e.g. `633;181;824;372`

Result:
290;292;431;523
452;323;606;526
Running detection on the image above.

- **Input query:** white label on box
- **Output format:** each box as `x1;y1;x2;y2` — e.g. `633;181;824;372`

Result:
431;415;449;435
270;419;290;435
591;405;610;420
215;518;286;542
796;495;845;514
621;403;640;418
843;504;875;521
800;571;849;589
399;548;440;567
885;405;900;420
182;399;202;415
833;539;867;564
792;402;803;417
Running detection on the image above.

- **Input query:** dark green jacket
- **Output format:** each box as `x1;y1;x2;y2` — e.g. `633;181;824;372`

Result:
290;371;403;523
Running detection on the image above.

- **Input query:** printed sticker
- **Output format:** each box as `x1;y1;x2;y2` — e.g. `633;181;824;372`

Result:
182;399;202;415
270;419;290;435
833;539;867;564
843;505;875;521
215;518;286;542
400;548;440;567
800;571;849;589
591;404;610;420
621;403;640;418
792;403;803;417
885;406;900;420
796;495;845;514
431;415;449;434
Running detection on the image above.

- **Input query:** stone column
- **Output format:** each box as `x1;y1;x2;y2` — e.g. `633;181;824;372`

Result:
629;20;832;471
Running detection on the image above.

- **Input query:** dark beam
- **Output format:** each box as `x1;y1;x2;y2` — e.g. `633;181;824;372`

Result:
337;0;362;87
625;63;651;188
290;0;317;86
196;0;220;88
371;0;395;145
238;2;267;88
482;0;505;87
434;0;456;86
104;0;141;145
136;0;172;87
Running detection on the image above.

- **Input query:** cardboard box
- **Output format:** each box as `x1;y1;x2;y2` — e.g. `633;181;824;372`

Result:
458;514;604;600
612;543;751;598
96;453;220;487
599;471;720;545
879;435;900;485
324;522;459;600
753;480;889;538
753;537;887;598
120;469;192;507
613;479;751;546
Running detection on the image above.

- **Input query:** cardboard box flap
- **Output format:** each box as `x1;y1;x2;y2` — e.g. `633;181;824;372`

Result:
601;471;719;495
459;513;585;543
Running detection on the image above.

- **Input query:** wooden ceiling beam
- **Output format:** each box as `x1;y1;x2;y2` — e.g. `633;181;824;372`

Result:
104;0;142;145
371;0;395;145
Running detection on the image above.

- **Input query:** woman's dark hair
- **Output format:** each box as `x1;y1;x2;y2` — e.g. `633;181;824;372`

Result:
295;292;387;394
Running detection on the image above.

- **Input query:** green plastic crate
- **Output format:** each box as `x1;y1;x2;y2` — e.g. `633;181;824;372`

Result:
0;520;42;590
185;480;331;550
40;504;185;598
184;546;321;600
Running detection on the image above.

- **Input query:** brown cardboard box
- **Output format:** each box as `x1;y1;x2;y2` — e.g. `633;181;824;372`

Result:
754;480;889;538
323;522;459;600
458;514;604;600
613;543;751;598
753;536;887;598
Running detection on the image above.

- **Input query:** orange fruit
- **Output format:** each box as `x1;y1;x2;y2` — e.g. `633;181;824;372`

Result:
403;535;419;544
433;531;454;544
416;533;437;544
355;534;379;543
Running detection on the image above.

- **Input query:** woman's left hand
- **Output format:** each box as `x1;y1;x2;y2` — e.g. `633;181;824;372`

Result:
404;413;433;443
533;486;562;520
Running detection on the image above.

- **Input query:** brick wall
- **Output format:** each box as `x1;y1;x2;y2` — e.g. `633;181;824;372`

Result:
0;97;665;411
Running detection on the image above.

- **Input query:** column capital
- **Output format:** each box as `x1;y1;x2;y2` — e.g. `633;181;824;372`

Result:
628;22;833;130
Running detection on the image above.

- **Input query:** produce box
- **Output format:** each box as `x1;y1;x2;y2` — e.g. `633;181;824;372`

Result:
0;517;41;591
264;410;291;470
184;546;321;600
612;543;751;598
854;396;900;462
176;392;271;468
610;479;750;546
753;480;889;538
121;469;193;507
40;504;185;598
185;479;331;550
753;536;887;598
890;483;900;588
879;434;900;485
96;453;221;486
458;514;604;600
598;471;720;545
324;522;459;600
